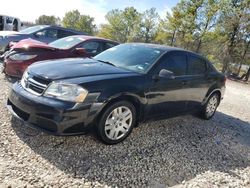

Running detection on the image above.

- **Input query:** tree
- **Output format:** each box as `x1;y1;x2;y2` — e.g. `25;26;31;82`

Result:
98;7;141;42
156;0;204;50
139;8;159;43
194;0;220;52
36;15;60;25
155;6;184;45
62;10;96;35
217;0;249;73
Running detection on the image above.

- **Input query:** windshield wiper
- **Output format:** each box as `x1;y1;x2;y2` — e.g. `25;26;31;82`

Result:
91;58;116;67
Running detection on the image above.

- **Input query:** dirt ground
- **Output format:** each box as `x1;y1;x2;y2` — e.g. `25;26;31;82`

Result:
0;72;249;187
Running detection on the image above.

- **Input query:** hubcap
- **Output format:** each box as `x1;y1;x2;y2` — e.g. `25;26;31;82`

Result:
206;95;218;117
104;106;133;140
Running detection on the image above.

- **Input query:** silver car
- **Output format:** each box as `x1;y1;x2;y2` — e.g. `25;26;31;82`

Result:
0;25;87;54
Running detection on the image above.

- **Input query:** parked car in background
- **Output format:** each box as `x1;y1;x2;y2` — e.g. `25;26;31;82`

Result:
0;25;87;54
7;43;226;144
2;36;118;78
0;15;22;32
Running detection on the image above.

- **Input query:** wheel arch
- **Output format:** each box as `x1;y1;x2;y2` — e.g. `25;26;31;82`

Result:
203;88;222;105
95;93;144;125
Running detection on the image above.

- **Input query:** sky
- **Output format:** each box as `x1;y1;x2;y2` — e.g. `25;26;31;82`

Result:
0;0;179;26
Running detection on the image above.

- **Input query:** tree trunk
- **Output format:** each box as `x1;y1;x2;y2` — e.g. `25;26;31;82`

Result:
245;66;250;81
237;41;250;75
196;39;202;53
170;29;176;46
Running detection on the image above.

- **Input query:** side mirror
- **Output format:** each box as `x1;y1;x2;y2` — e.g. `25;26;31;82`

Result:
159;69;175;79
73;48;87;55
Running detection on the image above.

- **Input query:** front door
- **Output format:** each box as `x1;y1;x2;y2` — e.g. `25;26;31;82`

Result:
146;51;189;118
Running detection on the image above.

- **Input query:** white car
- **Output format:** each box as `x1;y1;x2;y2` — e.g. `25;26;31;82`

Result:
0;15;22;31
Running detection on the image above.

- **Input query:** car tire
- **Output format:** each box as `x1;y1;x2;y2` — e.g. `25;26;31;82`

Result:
96;101;136;144
201;93;220;120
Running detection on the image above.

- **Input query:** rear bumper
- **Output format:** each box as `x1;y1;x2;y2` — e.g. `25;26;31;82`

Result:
7;82;102;135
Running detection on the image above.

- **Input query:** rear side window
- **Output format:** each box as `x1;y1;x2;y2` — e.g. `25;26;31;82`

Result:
158;51;187;76
104;42;116;50
188;55;206;75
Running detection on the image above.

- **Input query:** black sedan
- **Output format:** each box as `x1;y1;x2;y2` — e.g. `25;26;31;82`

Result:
7;43;226;144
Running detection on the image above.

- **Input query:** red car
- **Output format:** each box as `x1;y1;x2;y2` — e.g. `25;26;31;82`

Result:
3;36;118;78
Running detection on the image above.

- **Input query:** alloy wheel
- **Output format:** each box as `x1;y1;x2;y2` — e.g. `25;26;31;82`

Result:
206;95;218;118
104;106;133;140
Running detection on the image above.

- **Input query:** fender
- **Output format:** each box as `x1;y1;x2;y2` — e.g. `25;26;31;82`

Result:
86;88;147;124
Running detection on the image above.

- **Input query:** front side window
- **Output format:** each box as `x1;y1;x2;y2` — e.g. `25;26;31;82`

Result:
46;29;58;39
188;55;206;75
79;41;101;55
158;51;187;76
94;44;165;74
34;29;58;39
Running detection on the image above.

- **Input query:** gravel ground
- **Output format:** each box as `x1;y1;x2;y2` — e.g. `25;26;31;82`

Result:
0;70;250;187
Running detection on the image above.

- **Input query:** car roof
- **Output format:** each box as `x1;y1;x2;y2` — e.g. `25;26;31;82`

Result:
36;25;88;35
128;43;205;59
128;43;188;52
64;35;119;44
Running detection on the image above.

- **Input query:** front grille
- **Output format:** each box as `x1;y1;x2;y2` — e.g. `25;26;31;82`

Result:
22;74;50;95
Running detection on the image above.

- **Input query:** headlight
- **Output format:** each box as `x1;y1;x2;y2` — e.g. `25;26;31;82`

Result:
44;82;88;103
20;70;29;88
9;53;37;61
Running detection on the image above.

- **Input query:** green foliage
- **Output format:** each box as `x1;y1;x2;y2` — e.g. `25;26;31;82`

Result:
98;7;159;43
155;0;249;73
62;10;96;35
36;15;60;25
37;2;249;74
98;7;141;42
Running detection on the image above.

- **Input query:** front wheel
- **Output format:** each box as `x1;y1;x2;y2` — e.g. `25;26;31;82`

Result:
96;101;136;144
201;93;219;120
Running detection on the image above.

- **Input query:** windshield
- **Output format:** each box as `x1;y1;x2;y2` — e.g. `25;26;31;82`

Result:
20;25;46;34
94;43;165;73
49;36;85;49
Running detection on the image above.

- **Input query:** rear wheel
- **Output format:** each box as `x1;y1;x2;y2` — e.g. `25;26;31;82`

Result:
96;101;136;144
201;93;219;119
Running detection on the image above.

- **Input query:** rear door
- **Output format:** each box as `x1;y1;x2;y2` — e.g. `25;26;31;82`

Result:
185;52;210;109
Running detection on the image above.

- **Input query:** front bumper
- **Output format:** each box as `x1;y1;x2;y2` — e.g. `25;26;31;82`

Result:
7;82;102;135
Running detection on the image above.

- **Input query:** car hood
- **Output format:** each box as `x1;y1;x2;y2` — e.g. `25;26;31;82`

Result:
29;58;136;80
12;39;56;51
